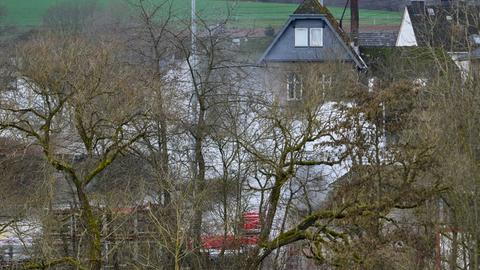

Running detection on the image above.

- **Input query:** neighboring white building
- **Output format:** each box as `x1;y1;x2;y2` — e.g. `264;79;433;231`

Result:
396;7;418;47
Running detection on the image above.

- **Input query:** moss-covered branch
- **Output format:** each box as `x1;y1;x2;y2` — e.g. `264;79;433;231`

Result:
22;257;87;270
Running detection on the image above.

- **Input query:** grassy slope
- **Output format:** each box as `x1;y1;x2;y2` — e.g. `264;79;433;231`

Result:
2;0;401;29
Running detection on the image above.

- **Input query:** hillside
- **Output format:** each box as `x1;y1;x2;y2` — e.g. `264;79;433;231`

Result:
325;0;405;11
1;0;402;29
243;0;405;11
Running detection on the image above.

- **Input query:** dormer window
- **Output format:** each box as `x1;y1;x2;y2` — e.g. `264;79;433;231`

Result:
295;27;324;47
287;73;302;100
295;28;309;47
427;8;435;16
310;28;324;47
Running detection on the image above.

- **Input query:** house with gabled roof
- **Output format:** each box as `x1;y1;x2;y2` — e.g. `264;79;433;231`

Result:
258;0;366;68
254;0;457;104
257;0;367;103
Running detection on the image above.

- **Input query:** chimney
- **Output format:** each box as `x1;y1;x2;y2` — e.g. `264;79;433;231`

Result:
350;0;359;48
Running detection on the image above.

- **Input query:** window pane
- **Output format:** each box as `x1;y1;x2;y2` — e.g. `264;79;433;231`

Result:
310;28;323;47
288;83;295;99
295;28;308;47
294;75;302;99
295;78;302;99
288;74;295;99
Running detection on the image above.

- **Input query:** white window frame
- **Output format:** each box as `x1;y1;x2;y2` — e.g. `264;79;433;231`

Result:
287;73;302;100
309;28;324;47
427;8;435;16
321;74;332;90
295;28;309;47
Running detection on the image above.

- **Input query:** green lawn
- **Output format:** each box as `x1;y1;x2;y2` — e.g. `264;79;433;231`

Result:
1;0;401;29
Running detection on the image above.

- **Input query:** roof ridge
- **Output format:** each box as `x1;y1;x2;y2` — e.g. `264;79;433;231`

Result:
294;0;330;15
294;0;366;69
294;1;351;45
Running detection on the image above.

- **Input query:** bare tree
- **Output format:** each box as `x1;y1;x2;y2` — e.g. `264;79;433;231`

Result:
422;66;480;270
223;61;447;269
165;11;249;267
127;0;175;210
0;34;149;269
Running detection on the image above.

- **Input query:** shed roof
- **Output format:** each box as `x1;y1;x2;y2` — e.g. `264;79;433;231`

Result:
359;32;398;47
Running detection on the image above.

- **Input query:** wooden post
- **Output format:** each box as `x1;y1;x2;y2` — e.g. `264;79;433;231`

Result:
350;0;359;47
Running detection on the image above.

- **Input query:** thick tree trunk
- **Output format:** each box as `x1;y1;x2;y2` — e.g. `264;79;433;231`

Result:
77;188;102;270
450;231;458;270
160;118;170;205
243;178;285;270
244;189;281;270
260;179;283;242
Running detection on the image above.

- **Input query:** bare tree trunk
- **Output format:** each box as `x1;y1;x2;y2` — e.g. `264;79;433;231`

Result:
450;231;458;270
260;181;282;243
475;194;480;270
76;188;102;270
220;168;229;258
192;96;206;269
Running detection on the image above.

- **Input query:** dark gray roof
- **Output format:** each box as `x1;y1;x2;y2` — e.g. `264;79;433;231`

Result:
258;0;367;69
294;0;352;47
407;2;480;51
359;32;398;47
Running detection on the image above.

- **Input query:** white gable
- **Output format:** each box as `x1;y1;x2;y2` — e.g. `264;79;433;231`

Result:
396;7;418;47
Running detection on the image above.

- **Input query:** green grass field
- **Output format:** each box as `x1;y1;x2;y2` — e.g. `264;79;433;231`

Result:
1;0;401;29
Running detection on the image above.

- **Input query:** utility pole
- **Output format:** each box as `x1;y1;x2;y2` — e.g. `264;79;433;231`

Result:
192;0;197;64
350;0;359;49
191;0;198;121
190;0;199;198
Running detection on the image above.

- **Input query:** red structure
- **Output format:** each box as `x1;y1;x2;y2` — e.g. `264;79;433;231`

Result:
200;212;261;251
201;235;259;250
243;212;261;232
